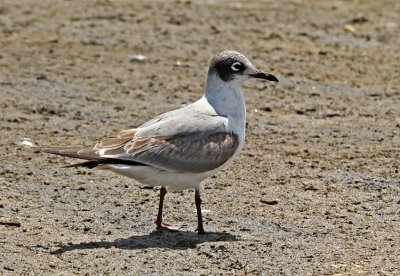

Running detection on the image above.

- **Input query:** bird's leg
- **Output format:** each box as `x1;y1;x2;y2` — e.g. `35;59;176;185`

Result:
195;189;206;235
155;186;167;227
155;186;179;231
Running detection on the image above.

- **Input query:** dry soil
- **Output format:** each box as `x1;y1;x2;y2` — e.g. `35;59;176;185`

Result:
0;0;399;275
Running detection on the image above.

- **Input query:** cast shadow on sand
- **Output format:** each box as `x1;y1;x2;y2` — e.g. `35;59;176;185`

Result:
51;229;238;254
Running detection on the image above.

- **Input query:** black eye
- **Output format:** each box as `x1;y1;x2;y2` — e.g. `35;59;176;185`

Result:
231;62;244;72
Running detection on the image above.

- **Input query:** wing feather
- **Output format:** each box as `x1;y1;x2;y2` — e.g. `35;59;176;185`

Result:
129;132;239;172
40;100;238;172
99;132;239;173
38;147;99;160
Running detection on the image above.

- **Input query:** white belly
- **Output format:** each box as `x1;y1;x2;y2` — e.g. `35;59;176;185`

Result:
108;165;215;191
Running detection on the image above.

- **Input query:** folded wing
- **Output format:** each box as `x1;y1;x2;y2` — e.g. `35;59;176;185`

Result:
39;103;238;173
98;131;239;173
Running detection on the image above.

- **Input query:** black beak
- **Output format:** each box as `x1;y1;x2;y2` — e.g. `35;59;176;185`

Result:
250;71;279;82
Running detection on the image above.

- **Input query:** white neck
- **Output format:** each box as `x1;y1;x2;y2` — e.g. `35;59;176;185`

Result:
203;74;246;142
204;74;246;119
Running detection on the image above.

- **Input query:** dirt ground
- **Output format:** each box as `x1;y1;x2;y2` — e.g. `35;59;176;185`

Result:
1;0;399;274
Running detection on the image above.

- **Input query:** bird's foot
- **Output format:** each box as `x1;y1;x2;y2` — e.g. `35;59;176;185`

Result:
197;227;206;235
156;221;180;232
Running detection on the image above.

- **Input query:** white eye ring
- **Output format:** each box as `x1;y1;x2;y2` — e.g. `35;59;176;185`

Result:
231;62;242;72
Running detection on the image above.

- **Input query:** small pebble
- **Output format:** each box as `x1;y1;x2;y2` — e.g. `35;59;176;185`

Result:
128;54;147;62
343;24;356;33
260;199;279;205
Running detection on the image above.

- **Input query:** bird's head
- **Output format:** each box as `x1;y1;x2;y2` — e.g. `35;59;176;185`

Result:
208;51;279;85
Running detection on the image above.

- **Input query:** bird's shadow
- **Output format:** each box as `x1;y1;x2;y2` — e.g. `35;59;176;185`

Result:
51;229;238;254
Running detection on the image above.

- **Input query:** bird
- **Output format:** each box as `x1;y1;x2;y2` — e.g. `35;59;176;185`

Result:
36;51;278;234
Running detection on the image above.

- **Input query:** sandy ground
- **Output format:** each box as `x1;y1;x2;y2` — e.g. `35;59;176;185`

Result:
1;0;399;274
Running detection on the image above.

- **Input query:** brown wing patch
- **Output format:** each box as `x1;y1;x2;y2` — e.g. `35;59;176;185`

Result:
95;135;167;157
118;129;136;139
95;136;132;149
94;129;137;150
125;136;165;154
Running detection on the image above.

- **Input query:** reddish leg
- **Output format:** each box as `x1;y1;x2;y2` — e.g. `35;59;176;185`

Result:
195;189;206;235
155;187;179;231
